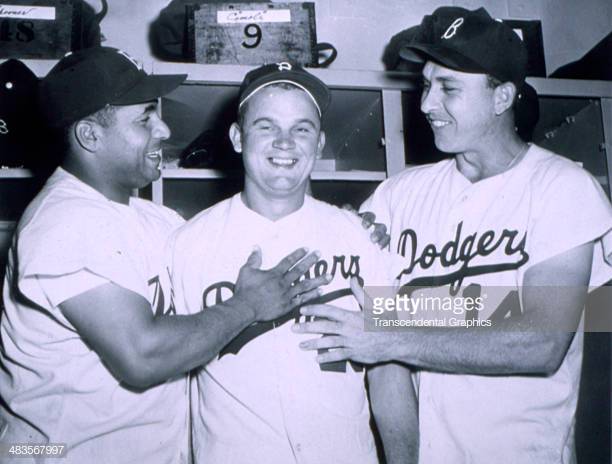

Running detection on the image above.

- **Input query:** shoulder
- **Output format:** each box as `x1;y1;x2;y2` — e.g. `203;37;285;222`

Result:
130;198;185;229
376;159;453;195
307;196;360;227
171;196;234;246
527;144;602;193
18;182;114;244
306;197;377;246
362;159;453;215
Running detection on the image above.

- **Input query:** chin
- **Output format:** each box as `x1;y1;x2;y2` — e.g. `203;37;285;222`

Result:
136;173;160;189
433;138;459;154
267;180;308;195
148;167;162;181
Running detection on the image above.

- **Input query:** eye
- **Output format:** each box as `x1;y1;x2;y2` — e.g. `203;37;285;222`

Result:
442;86;458;94
254;122;273;131
295;126;312;134
137;115;151;125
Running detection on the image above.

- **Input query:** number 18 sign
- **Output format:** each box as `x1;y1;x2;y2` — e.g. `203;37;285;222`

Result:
188;2;317;66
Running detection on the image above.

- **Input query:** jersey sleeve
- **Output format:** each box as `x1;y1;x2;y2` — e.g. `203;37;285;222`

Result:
17;204;150;311
37;270;110;308
526;165;612;287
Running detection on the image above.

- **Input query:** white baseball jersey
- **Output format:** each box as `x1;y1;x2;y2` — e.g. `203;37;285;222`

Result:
361;144;612;464
169;193;394;464
0;168;189;464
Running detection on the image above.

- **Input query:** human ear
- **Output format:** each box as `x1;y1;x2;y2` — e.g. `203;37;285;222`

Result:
494;82;517;115
229;122;243;154
73;120;100;153
316;131;326;159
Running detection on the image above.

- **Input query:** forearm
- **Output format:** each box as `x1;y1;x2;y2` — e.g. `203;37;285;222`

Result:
389;243;591;375
368;362;418;463
128;296;255;387
386;325;572;376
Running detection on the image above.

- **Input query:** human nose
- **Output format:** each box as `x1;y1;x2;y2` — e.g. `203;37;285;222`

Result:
420;85;438;115
152;114;171;140
272;130;296;150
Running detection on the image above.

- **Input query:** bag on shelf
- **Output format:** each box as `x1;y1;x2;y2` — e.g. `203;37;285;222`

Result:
149;0;336;67
0;0;108;59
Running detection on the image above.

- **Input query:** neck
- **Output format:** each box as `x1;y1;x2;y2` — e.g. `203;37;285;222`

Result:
62;158;131;205
455;130;528;183
242;183;306;221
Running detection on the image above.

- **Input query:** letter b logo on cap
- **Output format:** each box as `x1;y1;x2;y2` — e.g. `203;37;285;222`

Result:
442;17;464;39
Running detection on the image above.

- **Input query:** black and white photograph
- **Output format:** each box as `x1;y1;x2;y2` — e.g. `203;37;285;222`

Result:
0;1;611;463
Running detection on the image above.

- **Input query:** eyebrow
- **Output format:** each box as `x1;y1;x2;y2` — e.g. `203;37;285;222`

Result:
142;103;158;114
250;117;319;128
294;118;317;128
251;117;274;126
435;76;461;85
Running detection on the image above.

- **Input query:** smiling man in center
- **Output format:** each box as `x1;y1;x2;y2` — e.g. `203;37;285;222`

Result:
167;63;415;463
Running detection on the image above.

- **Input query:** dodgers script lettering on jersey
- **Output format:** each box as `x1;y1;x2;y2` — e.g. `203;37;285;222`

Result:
397;221;529;293
201;254;362;358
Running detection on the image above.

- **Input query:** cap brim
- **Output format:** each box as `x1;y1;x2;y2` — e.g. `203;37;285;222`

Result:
399;43;487;75
112;73;187;105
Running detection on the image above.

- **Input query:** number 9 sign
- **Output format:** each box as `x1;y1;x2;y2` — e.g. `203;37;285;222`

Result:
242;24;262;49
192;3;316;65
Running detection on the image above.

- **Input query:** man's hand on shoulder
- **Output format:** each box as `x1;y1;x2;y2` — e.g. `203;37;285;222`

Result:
342;204;390;249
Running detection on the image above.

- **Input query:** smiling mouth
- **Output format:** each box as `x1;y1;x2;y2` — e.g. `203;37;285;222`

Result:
427;116;451;128
146;148;162;164
268;157;298;167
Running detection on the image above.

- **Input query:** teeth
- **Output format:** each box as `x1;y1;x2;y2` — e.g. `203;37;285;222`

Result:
269;157;297;166
429;119;450;128
146;149;162;158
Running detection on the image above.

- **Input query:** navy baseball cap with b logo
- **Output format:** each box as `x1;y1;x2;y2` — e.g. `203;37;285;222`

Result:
238;62;331;116
39;46;187;128
400;6;528;87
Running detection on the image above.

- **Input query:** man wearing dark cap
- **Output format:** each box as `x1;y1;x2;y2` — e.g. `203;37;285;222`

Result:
0;48;327;463
167;62;414;463
294;6;612;463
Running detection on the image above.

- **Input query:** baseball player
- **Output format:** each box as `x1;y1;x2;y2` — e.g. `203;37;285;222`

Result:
0;48;328;463
167;63;415;464
294;6;612;464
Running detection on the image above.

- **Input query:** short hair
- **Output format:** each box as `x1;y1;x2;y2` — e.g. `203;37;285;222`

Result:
486;75;504;89
63;105;118;156
88;104;117;128
237;82;314;127
486;75;519;108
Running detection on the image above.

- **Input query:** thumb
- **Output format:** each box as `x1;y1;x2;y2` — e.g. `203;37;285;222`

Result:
350;276;365;308
245;246;262;269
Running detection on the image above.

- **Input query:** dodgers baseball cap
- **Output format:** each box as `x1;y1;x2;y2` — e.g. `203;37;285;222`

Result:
399;7;528;87
238;62;331;116
39;46;187;128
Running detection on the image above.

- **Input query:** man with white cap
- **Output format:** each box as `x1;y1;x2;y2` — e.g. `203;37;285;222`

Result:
0;47;327;463
294;6;612;463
